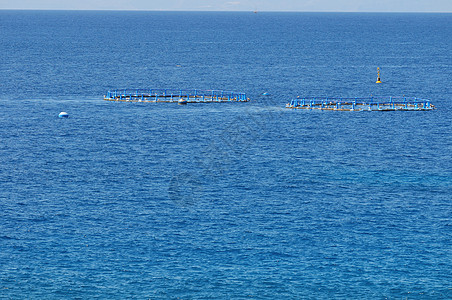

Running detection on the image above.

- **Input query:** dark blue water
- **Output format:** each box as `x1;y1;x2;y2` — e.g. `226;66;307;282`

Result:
1;11;451;298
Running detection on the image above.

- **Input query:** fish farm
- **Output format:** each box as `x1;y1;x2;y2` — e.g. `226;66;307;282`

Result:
104;89;249;103
286;96;435;111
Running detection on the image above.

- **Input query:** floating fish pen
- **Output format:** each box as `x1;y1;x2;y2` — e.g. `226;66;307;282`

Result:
286;96;435;111
104;89;249;103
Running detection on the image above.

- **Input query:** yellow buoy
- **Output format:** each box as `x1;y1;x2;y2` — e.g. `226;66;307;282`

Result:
376;67;382;83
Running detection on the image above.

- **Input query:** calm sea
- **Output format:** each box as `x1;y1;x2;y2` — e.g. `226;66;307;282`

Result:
0;11;451;299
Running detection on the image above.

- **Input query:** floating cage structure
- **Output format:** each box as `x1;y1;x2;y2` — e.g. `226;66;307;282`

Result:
104;89;249;103
286;96;435;111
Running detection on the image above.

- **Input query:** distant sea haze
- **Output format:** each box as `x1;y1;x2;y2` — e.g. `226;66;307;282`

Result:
1;0;452;12
0;11;451;299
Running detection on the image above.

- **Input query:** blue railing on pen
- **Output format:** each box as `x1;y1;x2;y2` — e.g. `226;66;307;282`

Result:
287;96;433;109
105;88;248;102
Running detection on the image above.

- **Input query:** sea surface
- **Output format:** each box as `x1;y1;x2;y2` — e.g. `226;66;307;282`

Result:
0;11;451;299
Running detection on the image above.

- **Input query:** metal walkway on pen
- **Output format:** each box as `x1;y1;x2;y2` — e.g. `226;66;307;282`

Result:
104;88;249;103
286;96;435;111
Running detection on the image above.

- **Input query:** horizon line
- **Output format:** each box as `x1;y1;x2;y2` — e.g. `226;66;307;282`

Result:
1;9;451;13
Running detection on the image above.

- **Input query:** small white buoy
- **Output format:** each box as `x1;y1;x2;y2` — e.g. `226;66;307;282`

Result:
59;112;69;118
178;99;187;105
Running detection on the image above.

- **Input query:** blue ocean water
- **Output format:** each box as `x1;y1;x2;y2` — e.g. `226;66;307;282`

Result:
0;11;451;298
